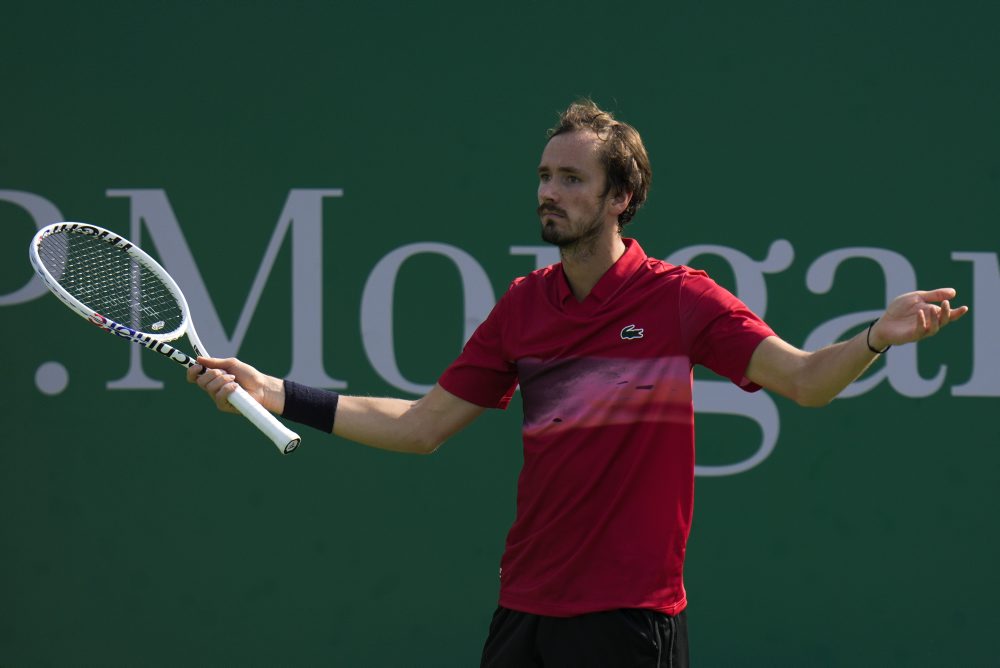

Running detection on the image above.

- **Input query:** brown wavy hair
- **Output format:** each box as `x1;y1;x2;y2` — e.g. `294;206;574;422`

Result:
547;99;652;229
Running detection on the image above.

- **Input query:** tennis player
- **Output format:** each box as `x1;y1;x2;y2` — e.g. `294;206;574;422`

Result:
189;100;967;667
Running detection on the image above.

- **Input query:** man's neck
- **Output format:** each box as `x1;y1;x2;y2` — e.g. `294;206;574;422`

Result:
560;233;627;302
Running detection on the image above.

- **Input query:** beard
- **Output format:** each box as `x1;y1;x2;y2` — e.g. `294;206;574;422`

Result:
539;205;607;249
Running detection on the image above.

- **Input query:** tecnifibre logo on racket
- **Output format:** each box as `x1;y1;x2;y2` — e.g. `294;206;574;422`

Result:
88;313;195;366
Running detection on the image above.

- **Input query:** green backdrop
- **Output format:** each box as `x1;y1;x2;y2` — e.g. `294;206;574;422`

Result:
2;2;998;665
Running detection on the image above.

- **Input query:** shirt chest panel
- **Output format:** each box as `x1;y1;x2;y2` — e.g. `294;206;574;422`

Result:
506;279;684;364
507;280;694;437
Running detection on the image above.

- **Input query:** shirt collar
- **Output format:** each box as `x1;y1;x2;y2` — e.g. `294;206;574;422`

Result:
555;238;647;306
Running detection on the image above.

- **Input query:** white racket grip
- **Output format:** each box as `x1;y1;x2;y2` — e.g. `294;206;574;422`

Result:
227;385;301;454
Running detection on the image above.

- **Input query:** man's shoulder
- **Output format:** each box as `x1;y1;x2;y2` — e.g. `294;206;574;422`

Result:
637;256;712;285
507;263;561;292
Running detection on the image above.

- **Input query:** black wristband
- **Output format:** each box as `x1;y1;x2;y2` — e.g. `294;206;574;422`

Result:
282;379;340;433
866;319;891;354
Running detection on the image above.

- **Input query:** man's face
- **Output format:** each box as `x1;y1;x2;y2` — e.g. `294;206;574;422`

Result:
536;130;616;248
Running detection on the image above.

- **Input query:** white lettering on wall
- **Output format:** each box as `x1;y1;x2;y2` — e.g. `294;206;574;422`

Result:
0;190;65;305
104;188;347;390
951;252;1000;396
667;240;794;476
667;239;795;317
510;245;560;271
7;186;993;474
804;247;944;398
360;242;495;394
691;382;780;477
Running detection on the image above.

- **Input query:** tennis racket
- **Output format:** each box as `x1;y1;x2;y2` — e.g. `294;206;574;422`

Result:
28;221;301;454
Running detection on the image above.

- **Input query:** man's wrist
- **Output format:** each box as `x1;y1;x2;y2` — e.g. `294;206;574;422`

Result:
262;375;287;414
866;319;891;354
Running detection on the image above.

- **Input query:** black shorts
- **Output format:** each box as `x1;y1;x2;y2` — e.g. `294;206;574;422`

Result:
481;606;689;668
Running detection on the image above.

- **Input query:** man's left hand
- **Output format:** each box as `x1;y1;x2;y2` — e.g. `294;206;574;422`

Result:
869;288;969;350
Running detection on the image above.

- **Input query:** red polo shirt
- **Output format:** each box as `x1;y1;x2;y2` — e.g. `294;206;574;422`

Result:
438;239;774;617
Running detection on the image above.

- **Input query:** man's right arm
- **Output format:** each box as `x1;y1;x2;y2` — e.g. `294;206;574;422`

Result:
333;384;486;454
187;356;486;455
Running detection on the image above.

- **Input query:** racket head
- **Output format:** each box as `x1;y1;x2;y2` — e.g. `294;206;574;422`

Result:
28;222;191;341
29;222;301;454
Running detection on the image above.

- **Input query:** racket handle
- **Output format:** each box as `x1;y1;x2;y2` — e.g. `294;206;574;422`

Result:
227;385;302;455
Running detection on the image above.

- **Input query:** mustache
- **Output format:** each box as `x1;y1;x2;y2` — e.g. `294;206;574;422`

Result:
537;203;566;217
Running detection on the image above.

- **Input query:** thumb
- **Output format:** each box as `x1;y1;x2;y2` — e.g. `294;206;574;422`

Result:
195;356;233;370
916;287;958;302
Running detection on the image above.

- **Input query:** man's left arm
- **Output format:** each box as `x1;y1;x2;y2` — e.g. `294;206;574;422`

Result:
745;288;969;407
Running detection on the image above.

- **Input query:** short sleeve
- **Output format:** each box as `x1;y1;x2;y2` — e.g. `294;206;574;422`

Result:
679;271;775;391
438;286;519;409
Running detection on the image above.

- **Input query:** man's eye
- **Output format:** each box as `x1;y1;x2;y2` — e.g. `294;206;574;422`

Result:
566;175;581;184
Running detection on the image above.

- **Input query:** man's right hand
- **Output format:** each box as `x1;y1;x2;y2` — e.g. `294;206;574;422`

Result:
186;356;285;415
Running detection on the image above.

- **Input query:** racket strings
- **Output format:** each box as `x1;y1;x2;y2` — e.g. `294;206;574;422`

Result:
37;232;184;335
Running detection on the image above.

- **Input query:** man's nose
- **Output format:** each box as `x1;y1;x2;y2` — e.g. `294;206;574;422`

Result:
538;181;558;203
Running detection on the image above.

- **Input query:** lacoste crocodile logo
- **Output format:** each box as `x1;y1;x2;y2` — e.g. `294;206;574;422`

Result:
620;324;644;340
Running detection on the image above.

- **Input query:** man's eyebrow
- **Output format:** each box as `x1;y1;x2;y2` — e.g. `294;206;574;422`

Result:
537;165;583;175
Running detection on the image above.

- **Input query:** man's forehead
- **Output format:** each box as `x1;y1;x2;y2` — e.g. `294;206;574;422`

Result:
538;131;603;169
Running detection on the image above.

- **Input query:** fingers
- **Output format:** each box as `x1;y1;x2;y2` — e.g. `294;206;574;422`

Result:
913;289;969;327
196;367;240;413
917;308;932;336
186;356;244;413
948;304;970;322
939;299;951;327
927;296;970;330
917;302;948;337
196;356;236;370
186;356;232;383
883;288;969;346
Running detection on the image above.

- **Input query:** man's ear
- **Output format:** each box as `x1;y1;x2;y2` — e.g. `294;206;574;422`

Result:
610;189;633;216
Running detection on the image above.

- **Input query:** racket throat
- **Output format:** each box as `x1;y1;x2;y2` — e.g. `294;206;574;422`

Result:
89;313;196;367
